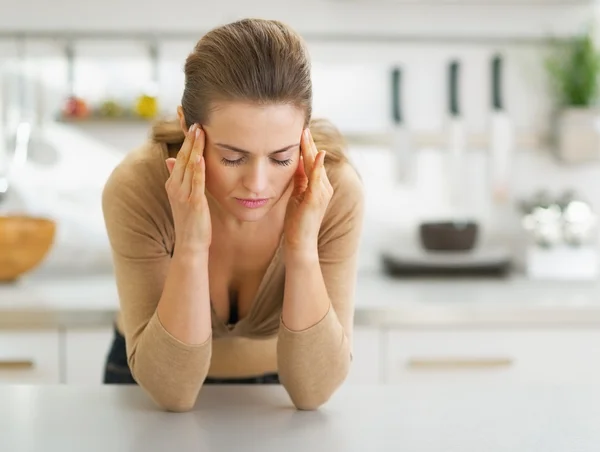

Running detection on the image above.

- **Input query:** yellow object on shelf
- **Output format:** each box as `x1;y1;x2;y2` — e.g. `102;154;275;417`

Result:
135;94;159;119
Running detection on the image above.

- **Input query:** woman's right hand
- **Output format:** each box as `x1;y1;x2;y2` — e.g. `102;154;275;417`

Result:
165;123;212;255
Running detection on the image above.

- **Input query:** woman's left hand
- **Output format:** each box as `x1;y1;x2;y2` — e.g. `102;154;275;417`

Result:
284;128;334;257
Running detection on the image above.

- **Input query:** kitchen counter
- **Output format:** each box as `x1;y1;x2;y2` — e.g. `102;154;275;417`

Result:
1;383;599;451
2;270;600;328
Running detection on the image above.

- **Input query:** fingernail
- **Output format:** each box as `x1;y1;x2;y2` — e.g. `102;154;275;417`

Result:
195;128;201;139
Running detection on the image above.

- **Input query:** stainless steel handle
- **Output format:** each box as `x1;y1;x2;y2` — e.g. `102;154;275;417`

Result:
406;357;514;370
0;359;35;370
0;121;30;203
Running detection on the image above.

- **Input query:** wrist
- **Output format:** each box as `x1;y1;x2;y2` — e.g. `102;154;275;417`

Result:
284;246;319;266
172;245;210;264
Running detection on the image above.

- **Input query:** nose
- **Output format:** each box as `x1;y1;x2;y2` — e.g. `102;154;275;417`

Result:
242;159;269;196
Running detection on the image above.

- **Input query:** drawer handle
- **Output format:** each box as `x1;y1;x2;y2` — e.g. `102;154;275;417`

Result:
0;359;35;370
406;357;513;370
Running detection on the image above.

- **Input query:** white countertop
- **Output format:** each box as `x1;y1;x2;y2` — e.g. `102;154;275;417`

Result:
2;270;600;328
1;383;599;451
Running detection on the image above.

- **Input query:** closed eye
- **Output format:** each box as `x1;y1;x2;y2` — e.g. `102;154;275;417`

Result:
220;156;293;167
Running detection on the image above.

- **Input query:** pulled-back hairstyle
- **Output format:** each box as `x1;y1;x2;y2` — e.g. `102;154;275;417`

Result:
152;18;348;166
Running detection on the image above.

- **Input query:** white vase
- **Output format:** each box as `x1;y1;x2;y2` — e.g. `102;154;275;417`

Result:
553;107;600;163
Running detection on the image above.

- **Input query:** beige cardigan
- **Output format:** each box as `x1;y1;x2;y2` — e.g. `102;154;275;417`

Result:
101;139;364;411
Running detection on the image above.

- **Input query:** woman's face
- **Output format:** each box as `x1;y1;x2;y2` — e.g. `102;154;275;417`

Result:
182;102;304;223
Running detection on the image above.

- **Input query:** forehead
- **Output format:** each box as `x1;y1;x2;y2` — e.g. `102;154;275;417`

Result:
205;102;305;152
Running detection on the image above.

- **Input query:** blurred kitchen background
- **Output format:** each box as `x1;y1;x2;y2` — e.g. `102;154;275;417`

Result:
2;0;600;387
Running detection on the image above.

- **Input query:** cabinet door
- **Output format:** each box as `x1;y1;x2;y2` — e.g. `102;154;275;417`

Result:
64;327;114;384
0;330;61;383
384;329;600;385
345;327;382;385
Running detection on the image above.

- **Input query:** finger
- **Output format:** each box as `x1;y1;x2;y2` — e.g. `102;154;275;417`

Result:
172;123;196;184
291;157;308;197
308;151;326;191
301;129;313;177
308;129;318;161
190;156;206;204
165;158;176;175
182;127;204;197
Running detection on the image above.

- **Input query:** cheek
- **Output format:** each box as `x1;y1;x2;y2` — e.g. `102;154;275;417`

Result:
274;165;296;191
204;155;234;194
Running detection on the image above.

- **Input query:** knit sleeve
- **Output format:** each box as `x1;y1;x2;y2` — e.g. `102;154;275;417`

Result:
277;162;365;409
102;149;211;412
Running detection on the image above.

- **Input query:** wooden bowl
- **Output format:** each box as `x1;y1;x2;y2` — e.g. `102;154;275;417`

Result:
0;215;56;282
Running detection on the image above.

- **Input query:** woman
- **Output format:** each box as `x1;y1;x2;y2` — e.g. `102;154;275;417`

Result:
101;18;364;412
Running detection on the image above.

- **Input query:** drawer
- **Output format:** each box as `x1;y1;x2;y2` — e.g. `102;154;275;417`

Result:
0;330;61;383
65;327;114;384
384;329;600;385
345;327;382;385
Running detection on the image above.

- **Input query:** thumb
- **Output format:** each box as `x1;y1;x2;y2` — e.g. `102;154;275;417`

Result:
165;158;176;174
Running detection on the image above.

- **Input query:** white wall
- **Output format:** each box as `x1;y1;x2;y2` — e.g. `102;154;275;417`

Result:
0;0;593;37
2;0;600;274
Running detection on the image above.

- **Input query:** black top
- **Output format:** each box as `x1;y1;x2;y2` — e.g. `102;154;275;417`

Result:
229;292;239;325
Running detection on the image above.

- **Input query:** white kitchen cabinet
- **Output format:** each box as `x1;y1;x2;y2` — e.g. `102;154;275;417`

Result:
64;327;114;384
0;330;61;383
345;327;383;385
384;329;600;385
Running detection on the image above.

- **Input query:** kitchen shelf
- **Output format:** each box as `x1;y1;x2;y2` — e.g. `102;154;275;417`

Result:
344;129;546;150
56;116;155;125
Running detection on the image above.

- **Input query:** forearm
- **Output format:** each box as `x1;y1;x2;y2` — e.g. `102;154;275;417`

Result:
156;247;212;344
281;250;330;330
278;250;351;410
129;248;212;412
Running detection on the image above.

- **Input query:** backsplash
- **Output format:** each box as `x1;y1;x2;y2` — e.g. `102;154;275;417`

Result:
1;1;600;275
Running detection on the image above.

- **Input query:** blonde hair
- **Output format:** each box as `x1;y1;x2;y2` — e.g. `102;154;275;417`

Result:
152;18;347;166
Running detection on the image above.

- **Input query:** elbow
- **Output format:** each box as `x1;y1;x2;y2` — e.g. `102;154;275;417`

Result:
128;355;203;413
289;389;334;411
278;350;351;411
282;367;348;411
139;376;202;413
153;394;199;413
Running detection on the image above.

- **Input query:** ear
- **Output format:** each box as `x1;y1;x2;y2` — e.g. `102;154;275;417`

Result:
177;106;188;135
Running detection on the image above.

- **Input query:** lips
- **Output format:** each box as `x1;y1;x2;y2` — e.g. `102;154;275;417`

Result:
235;198;269;209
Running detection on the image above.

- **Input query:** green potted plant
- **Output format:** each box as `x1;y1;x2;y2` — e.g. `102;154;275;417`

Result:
546;26;600;163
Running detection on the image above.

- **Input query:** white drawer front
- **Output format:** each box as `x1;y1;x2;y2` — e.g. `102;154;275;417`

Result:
385;330;600;385
345;327;382;385
0;330;61;384
65;327;113;385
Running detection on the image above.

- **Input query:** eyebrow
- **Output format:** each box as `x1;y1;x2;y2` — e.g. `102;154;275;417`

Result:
215;143;300;155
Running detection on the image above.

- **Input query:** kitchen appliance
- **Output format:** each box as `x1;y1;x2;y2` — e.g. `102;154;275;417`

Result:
419;221;478;252
447;59;467;213
489;54;514;205
416;59;479;252
391;66;412;183
381;59;513;277
381;246;512;277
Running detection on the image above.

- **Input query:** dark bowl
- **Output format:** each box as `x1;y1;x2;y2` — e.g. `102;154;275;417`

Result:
419;221;478;252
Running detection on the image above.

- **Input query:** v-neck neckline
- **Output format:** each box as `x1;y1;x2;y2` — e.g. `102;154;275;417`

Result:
211;234;285;335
